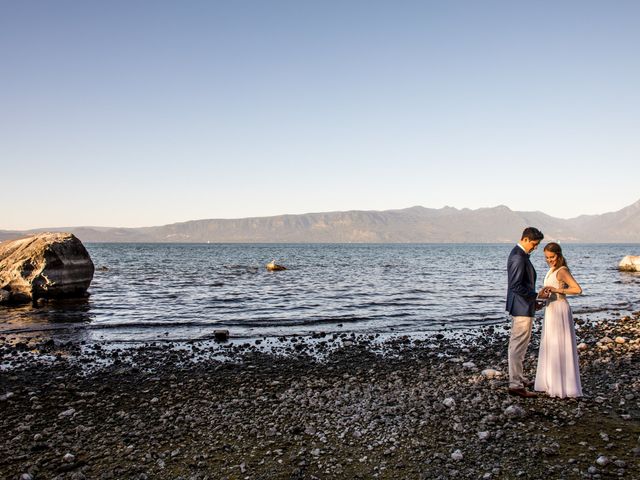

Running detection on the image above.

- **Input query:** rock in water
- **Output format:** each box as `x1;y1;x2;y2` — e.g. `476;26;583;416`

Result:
214;329;230;342
618;255;640;272
0;233;94;304
266;260;287;271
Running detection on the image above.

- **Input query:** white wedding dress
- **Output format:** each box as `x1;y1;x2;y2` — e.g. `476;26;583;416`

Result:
534;267;582;398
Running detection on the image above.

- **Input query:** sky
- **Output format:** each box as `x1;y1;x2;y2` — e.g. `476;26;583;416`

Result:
2;1;639;230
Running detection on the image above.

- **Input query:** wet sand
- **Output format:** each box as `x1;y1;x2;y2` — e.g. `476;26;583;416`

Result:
1;314;639;479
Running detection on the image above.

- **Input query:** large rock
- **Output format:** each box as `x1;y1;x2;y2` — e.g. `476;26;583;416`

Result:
0;233;94;304
619;255;640;272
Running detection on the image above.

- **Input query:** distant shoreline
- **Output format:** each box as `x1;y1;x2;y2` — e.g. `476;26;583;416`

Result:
2;198;640;243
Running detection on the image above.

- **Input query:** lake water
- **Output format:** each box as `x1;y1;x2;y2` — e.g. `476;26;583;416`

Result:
1;243;639;343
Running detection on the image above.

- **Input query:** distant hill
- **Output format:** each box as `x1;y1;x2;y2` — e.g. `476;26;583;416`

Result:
2;199;640;243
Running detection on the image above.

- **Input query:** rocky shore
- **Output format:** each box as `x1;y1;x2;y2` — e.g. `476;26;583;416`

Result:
1;313;639;479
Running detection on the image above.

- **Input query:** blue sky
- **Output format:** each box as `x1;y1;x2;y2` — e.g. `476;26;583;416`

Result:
2;1;639;229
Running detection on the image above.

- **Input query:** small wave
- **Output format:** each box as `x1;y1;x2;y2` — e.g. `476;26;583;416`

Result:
0;324;86;335
223;264;260;273
353;301;428;308
206;297;251;304
573;306;626;314
405;288;436;294
241;315;374;328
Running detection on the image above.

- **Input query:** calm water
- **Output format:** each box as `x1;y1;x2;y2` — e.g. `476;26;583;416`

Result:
1;243;639;343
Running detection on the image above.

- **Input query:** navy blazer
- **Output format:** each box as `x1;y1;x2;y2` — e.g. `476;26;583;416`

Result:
506;245;538;317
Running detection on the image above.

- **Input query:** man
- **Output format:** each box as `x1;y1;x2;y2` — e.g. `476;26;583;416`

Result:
506;227;545;398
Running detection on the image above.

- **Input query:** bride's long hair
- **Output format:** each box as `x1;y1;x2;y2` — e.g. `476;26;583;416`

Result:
544;242;568;269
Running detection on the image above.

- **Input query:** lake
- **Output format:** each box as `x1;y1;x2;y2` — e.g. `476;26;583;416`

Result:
1;243;639;343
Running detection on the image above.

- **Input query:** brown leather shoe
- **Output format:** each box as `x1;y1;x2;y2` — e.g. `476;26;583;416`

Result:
508;388;537;398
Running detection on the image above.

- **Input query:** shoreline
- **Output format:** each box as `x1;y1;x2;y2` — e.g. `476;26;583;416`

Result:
1;314;638;479
0;304;632;356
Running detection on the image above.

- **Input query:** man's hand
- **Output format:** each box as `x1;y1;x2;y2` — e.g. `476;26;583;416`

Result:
538;287;552;299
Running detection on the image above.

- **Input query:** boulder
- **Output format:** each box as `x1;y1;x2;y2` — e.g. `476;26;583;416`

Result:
619;255;640;272
0;233;94;304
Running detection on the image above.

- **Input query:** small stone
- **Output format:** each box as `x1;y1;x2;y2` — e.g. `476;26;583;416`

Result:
443;397;456;408
600;336;614;344
63;453;75;463
577;342;588;351
214;329;230;341
596;455;610;466
19;474;33;480
614;336;626;344
504;405;526;418
481;368;502;379
0;392;14;401
462;361;476;369
58;408;76;418
311;448;321;457
477;431;490;440
451;449;463;461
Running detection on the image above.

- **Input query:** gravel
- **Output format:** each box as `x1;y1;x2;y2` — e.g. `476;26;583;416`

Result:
0;312;638;479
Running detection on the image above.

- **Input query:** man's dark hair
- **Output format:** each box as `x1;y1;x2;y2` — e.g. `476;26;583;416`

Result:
521;227;544;241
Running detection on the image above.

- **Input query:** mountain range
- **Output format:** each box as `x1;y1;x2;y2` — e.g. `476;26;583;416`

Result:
2;199;640;244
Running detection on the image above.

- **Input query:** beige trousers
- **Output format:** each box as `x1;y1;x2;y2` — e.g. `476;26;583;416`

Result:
508;315;533;389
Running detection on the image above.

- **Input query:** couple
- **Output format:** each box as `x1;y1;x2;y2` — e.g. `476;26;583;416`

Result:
506;227;583;399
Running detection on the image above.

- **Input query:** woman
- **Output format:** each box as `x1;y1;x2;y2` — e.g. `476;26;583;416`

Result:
534;242;583;398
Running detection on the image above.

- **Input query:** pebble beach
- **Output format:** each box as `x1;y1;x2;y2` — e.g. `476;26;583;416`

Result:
1;313;639;480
